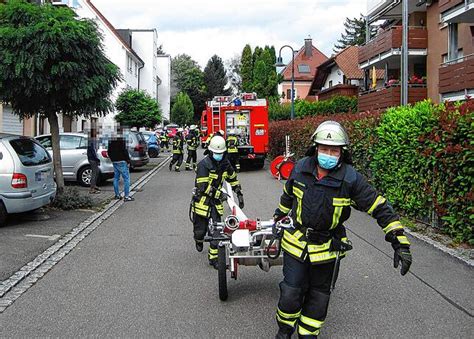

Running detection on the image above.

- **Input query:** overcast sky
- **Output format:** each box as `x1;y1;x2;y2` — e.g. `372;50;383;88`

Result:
93;0;368;68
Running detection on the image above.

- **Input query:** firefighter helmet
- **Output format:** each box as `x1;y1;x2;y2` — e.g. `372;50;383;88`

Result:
311;121;349;146
208;135;227;154
190;125;197;130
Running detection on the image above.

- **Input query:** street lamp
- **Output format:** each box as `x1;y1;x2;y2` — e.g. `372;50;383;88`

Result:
275;45;295;120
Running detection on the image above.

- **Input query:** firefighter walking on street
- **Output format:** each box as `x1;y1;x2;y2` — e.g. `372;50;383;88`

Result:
160;131;169;152
169;128;185;172
226;129;240;172
273;121;412;339
190;136;245;268
185;125;199;171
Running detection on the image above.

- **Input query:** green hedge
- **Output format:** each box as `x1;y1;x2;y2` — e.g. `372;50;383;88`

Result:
269;96;358;121
268;100;473;244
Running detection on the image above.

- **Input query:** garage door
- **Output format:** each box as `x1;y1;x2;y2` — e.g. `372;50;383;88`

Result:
2;105;23;135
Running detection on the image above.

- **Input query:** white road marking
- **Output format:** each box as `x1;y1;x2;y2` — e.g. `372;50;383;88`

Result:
24;234;61;241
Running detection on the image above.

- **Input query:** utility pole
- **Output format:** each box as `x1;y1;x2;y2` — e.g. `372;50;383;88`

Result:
401;0;409;106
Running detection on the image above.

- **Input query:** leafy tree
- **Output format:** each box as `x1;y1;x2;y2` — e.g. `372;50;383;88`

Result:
241;44;253;92
0;0;120;193
171;54;206;121
115;89;161;129
252;48;278;98
225;54;242;95
334;15;377;52
204;54;230;99
171;92;194;126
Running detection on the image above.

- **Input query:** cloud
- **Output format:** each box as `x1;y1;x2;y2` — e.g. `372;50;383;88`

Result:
91;0;366;67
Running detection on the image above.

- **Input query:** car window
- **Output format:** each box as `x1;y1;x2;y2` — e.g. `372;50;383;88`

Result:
9;138;51;167
60;135;82;150
79;137;88;149
36;136;52;149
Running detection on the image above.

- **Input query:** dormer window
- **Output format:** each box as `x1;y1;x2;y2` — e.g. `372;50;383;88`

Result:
298;64;310;73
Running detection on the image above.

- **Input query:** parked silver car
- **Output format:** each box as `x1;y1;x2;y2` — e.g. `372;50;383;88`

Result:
102;131;149;169
0;134;56;226
35;133;114;187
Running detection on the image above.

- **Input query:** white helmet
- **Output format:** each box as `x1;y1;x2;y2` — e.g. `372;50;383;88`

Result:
208;135;226;154
311;121;349;146
190;125;197;130
177;127;184;133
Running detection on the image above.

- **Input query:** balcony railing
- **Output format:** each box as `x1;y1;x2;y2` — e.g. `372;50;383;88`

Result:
318;84;358;101
358;26;428;64
358;84;427;112
439;0;467;13
439;54;474;94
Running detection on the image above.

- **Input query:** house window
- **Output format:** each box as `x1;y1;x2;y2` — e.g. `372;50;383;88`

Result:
134;62;138;77
447;23;459;62
329;80;333;88
286;88;296;100
127;55;132;73
298;64;310;73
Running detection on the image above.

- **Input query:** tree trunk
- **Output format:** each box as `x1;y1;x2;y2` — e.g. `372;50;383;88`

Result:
48;112;65;195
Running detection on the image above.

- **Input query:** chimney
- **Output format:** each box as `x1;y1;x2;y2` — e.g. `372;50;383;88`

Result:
304;37;312;57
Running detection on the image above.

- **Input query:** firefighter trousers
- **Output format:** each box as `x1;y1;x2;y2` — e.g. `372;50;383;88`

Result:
160;140;169;151
185;150;197;170
228;153;240;172
193;206;221;264
170;154;183;170
276;253;338;338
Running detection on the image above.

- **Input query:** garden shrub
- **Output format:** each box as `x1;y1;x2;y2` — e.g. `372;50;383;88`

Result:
52;187;94;210
269;96;358;121
419;101;474;244
370;100;439;221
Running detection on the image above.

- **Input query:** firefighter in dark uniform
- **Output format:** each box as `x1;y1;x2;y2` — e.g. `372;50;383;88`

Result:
191;136;245;268
273;121;412;338
160;131;169;152
226;129;240;172
185;125;199;171
169;128;185;172
204;129;224;149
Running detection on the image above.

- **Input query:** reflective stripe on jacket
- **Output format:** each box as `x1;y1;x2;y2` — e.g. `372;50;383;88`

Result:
226;135;239;153
186;135;199;151
192;156;240;218
172;136;184;154
276;156;408;264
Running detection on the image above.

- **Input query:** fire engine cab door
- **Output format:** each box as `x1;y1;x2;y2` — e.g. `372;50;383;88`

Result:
225;110;250;146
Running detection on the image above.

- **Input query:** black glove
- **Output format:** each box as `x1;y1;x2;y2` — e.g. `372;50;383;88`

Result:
393;245;412;276
237;192;244;209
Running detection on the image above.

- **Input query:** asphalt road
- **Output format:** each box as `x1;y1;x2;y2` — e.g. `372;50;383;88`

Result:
0;154;472;338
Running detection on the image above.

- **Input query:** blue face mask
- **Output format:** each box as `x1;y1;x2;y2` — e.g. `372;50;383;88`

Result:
317;153;339;170
213;153;224;162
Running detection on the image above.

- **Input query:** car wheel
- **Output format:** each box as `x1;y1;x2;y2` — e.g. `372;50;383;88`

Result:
149;148;159;158
0;201;7;227
78;166;92;187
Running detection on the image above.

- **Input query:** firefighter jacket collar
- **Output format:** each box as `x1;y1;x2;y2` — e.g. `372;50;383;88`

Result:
299;156;346;184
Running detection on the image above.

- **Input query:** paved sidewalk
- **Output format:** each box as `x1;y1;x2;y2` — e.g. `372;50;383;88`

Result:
0;156;168;282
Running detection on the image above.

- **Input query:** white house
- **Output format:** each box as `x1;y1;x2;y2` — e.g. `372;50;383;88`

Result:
37;0;170;134
117;29;171;121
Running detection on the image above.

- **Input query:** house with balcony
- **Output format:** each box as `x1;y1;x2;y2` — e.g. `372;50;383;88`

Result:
307;46;384;101
278;38;328;103
359;0;474;112
359;0;430;112
437;0;474;101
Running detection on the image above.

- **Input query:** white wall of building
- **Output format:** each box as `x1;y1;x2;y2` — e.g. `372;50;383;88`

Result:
322;66;344;90
156;55;171;121
130;30;157;98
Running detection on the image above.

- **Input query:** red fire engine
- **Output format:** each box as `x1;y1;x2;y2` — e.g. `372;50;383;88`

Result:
200;93;269;168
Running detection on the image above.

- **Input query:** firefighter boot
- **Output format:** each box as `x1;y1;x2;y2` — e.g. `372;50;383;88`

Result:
275;329;292;339
168;162;172;171
175;166;180;172
195;241;203;252
185;163;192;171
